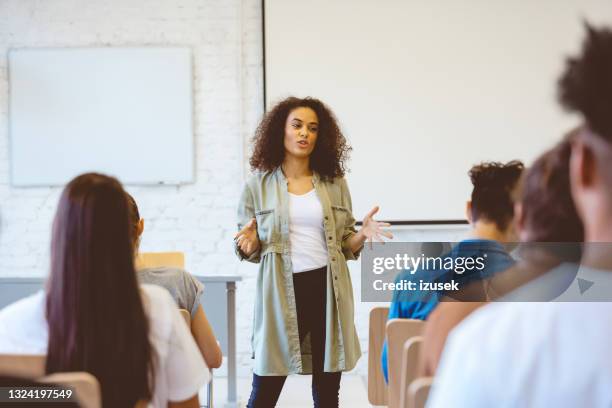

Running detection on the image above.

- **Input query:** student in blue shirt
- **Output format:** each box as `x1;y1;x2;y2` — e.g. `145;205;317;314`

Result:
381;160;524;382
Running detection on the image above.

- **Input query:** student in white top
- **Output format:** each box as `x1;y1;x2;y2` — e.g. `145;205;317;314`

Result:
428;23;612;408
0;173;209;408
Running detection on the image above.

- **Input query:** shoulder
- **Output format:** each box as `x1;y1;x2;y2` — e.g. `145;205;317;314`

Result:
0;290;45;319
245;170;277;188
443;301;548;365
242;170;281;201
320;176;350;198
320;175;347;188
139;267;203;301
140;284;176;314
450;302;515;342
0;291;47;353
138;266;191;280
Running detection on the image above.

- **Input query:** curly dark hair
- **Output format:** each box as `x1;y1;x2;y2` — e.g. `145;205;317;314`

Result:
558;22;612;142
468;160;524;230
249;97;352;179
521;130;583;243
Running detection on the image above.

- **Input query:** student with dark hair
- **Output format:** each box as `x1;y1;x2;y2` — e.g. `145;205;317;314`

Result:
428;23;612;407
421;133;584;377
234;97;392;407
380;160;523;382
468;160;525;233
0;173;209;408
126;193;222;369
515;130;584;244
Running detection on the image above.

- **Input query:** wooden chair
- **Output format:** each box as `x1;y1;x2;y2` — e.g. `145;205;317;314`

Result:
386;319;425;408
137;251;185;269
397;337;424;408
0;354;45;378
0;354;101;408
41;372;101;408
406;376;433;408
368;307;389;406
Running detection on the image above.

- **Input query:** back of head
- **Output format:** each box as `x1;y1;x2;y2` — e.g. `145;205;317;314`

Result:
559;23;612;143
46;173;154;407
125;191;141;249
469;160;524;230
521;132;584;243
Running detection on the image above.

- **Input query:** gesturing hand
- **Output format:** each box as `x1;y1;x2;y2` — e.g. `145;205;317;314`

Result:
234;218;260;257
361;206;393;248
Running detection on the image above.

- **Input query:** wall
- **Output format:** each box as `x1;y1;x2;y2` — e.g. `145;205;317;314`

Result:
0;0;467;377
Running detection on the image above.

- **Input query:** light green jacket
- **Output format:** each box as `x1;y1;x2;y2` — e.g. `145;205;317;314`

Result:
235;167;362;375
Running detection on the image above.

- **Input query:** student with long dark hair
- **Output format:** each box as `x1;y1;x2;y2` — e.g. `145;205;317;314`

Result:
235;97;391;407
0;173;209;408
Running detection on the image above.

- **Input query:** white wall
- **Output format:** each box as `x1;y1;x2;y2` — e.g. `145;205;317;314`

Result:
265;0;611;222
0;0;468;377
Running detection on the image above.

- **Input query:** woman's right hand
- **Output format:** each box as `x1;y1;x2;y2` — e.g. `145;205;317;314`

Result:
234;218;260;257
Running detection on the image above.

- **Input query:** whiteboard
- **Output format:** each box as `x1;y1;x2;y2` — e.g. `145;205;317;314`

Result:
9;47;194;186
264;0;611;222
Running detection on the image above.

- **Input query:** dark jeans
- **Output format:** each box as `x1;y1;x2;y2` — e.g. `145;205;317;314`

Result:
247;266;342;408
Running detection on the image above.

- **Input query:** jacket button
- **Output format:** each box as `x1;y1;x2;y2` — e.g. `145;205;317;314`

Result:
328;236;332;240
324;216;329;220
332;257;336;262
334;276;338;280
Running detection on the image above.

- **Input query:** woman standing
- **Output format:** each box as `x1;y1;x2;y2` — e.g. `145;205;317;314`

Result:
235;97;391;407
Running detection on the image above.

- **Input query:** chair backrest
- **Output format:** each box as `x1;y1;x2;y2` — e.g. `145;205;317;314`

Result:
406;376;433;408
0;354;45;378
386;319;425;408
40;372;102;408
137;252;185;269
368;306;389;405
179;309;191;326
398;337;424;408
0;354;102;408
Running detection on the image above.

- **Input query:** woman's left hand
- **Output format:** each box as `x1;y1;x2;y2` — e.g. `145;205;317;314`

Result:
361;206;393;245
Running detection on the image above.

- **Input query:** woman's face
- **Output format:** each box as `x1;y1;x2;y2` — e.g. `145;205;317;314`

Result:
283;107;319;160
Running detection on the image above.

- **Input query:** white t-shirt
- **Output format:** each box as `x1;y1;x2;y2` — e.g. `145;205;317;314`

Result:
428;267;612;408
288;189;329;273
0;284;209;408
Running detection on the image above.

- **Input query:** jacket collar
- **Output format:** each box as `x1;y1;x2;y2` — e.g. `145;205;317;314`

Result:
274;166;321;185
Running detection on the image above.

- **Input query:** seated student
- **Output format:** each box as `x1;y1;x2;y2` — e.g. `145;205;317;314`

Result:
421;132;584;376
380;160;524;382
0;173;209;408
428;23;612;407
127;193;223;369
